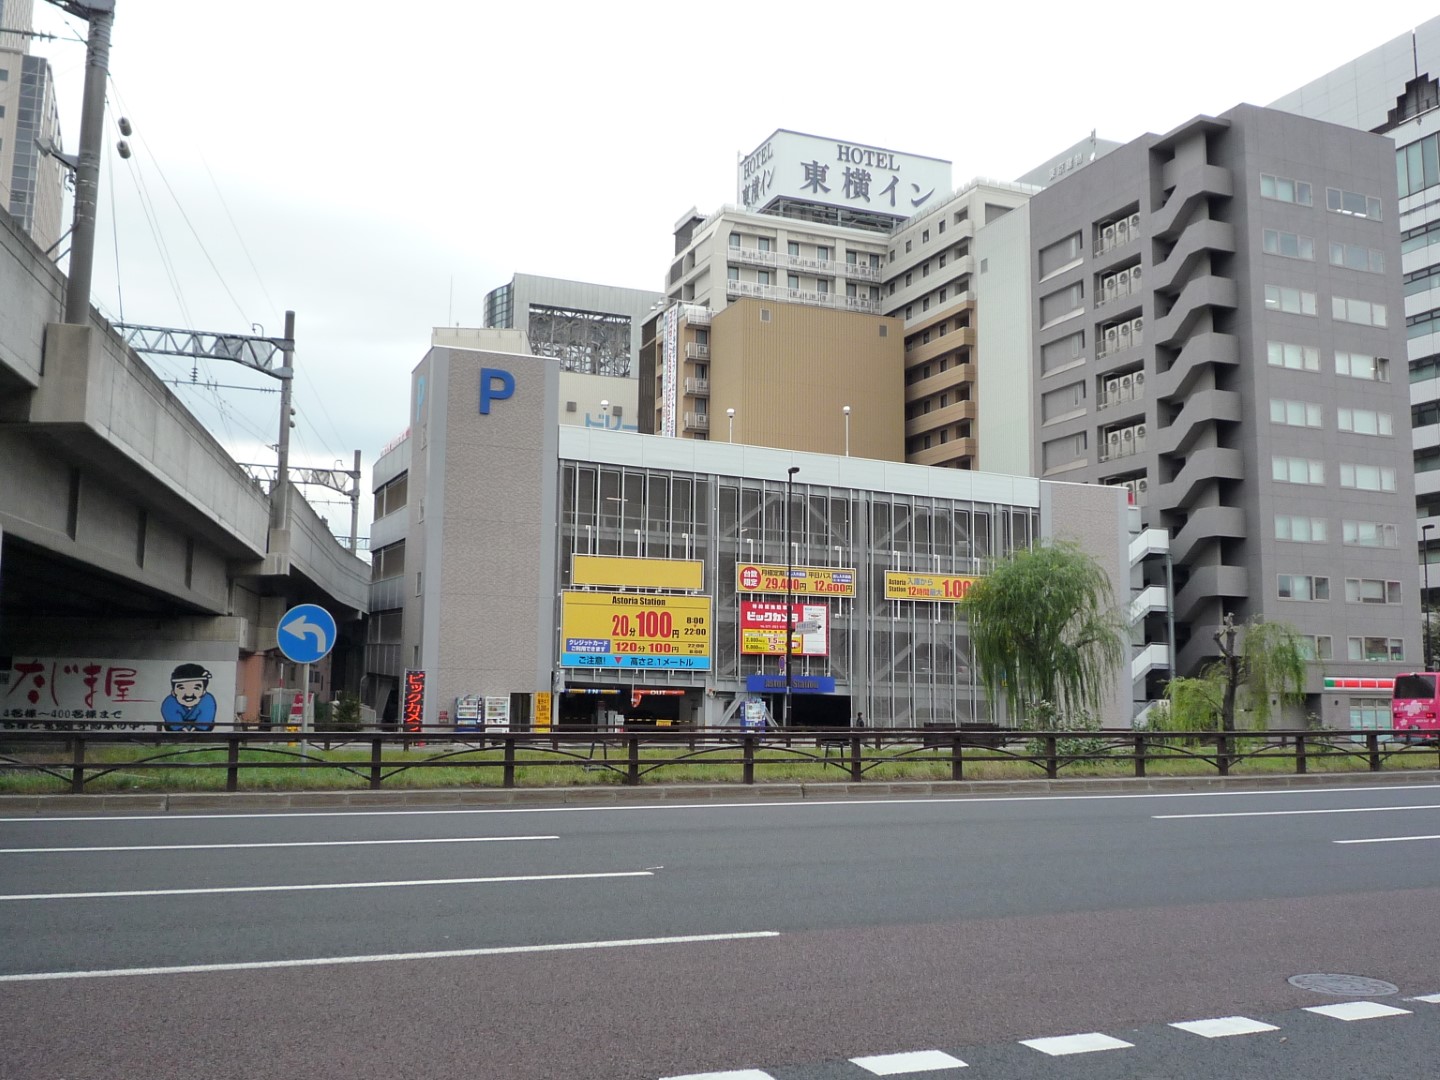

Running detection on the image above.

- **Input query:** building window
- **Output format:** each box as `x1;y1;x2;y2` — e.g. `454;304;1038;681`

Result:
905;272;913;286
939;288;947;302
1337;407;1393;436
817;279;829;295
870;253;881;269
939;254;947;269
1278;574;1329;601
1299;635;1334;661
1329;242;1385;274
727;266;739;281
1397;132;1440;198
1336;351;1389;381
1261;173;1312;205
922;263;930;277
1343;520;1398;547
1263;229;1314;260
728;233;740;248
1269;398;1322;428
1264;285;1317;316
415;571;423;596
1272;456;1324;485
1275;515;1327;542
1348;636;1404;661
787;241;800;257
1041;332;1085;373
1268;341;1320;371
922;297;930;311
905;240;912;253
1038;232;1083;279
846;282;858;298
1339;463;1396;491
1326;187;1383;220
816;245;830;262
757;270;771;286
1345;578;1402;604
1039;282;1085;326
1332;296;1387;326
922;229;930;242
757;237;772;252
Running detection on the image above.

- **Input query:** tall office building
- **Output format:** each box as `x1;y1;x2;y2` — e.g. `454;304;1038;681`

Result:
0;0;63;256
1029;103;1418;723
1268;17;1440;628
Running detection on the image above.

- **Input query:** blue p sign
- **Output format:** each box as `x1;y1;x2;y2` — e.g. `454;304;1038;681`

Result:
479;368;515;415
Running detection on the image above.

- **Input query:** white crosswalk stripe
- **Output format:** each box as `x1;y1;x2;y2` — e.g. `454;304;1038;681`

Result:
1170;1016;1280;1038
1304;1001;1412;1021
1019;1032;1134;1056
851;1049;968;1074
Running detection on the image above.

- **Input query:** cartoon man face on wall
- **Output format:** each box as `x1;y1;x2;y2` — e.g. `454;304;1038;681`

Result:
162;663;218;732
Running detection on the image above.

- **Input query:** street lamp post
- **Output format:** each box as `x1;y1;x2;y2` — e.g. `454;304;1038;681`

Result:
784;466;799;726
600;399;610;429
727;407;735;443
1424;523;1436;669
843;405;851;457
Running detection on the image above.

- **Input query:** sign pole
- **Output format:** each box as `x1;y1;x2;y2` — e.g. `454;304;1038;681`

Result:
301;660;311;755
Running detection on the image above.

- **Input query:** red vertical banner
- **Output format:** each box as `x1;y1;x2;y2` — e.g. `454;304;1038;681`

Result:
402;669;426;732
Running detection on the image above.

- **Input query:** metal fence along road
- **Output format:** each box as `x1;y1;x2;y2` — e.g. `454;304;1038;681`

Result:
3;726;1439;793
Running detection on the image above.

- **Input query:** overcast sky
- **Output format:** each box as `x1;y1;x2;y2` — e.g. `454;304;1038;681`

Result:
25;0;1440;538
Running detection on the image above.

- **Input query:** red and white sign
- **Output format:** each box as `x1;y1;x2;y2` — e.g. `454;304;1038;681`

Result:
740;602;828;656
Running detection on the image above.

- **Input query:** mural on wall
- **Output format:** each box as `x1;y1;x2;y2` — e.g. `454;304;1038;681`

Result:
0;658;238;730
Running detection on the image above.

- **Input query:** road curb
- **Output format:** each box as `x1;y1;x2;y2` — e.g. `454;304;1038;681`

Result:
1;769;1437;814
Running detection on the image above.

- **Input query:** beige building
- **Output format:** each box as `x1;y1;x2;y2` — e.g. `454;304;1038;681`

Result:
0;1;64;258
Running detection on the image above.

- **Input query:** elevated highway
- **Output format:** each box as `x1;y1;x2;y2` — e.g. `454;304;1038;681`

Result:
0;212;368;725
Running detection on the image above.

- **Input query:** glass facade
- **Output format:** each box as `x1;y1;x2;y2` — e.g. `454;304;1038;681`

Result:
557;458;1039;725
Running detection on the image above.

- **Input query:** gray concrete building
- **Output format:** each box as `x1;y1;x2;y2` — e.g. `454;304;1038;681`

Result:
1268;16;1440;651
1029;103;1418;724
363;338;1134;730
0;0;63;256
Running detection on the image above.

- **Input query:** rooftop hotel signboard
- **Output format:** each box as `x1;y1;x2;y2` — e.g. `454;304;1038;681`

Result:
738;129;952;217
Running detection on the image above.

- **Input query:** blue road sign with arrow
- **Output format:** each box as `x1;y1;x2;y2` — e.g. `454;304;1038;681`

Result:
277;603;337;664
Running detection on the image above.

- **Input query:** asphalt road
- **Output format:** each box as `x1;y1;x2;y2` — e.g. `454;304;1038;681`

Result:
2;783;1439;1079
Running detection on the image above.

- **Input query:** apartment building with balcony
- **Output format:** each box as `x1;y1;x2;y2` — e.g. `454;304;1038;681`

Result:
1268;16;1440;638
884;179;1036;469
1029;103;1418;724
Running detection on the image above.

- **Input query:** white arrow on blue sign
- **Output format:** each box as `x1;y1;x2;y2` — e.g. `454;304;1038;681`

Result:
277;603;338;664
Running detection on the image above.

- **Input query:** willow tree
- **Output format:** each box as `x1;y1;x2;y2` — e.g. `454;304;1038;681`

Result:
963;541;1127;724
1166;613;1307;732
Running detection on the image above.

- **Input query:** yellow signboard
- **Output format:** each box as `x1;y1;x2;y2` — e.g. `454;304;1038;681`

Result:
884;571;981;602
572;554;703;591
561;592;712;670
533;691;552;732
735;563;857;597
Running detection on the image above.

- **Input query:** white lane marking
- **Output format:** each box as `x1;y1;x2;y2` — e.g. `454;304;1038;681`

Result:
852;1049;968;1074
1019;1032;1134;1056
0;835;558;854
1170;1016;1280;1038
1304;1001;1412;1021
1157;804;1440;820
1333;834;1440;845
660;1071;776;1080
0;930;781;983
0;870;652;902
1408;993;1440;1003
7;783;1440;823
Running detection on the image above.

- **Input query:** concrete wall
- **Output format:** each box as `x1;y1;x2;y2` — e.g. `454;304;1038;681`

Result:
407;345;560;724
710;297;904;460
975;200;1035;475
0;205;60;391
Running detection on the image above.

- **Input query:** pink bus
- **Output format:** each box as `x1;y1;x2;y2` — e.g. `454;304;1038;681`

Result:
1390;673;1440;743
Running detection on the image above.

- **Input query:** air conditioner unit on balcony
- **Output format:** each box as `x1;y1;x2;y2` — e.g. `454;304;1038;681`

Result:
1122;426;1135;443
1116;218;1130;247
1105;325;1119;353
1105;376;1122;400
1129;212;1141;233
1131;316;1143;341
1133;371;1145;392
1102;223;1117;250
1103;274;1118;300
1118;321;1133;348
1135;423;1146;442
1116;269;1130;295
1136;477;1148;494
1118;373;1134;397
1108;430;1123;450
1130;265;1142;290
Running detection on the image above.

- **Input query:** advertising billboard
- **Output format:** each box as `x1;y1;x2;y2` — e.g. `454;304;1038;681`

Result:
571;554;703;591
1;656;238;730
740;601;828;656
735;564;856;597
561;592;712;670
738;129;952;218
884;572;981;602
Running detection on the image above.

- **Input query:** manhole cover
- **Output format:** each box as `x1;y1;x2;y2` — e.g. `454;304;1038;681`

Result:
1288;973;1399;996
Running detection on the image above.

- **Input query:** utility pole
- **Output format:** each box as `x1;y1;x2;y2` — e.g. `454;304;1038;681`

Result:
350;450;363;552
271;310;296;534
49;0;116;325
784;466;799;727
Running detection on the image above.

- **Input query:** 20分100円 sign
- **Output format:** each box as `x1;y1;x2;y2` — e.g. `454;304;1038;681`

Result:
560;592;712;670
